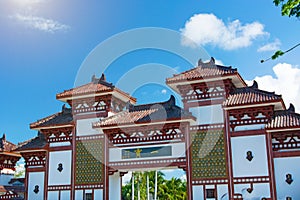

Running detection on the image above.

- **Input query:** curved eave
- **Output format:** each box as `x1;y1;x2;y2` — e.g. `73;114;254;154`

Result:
56;89;114;102
93;117;196;130
15;149;47;154
167;73;247;94
266;126;300;133
56;88;136;104
0;152;22;157
30;123;74;131
223;100;286;111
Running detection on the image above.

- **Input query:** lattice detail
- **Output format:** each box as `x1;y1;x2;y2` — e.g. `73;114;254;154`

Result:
178;80;234;102
75;140;104;185
191;130;227;179
105;123;184;144
43;127;72;143
0;155;20;170
21;151;46;167
272;132;300;151
229;106;273;130
110;97;127;113
72;95;111;114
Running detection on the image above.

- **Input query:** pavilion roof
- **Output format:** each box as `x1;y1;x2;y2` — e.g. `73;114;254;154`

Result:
0;134;17;152
166;57;240;84
266;104;300;130
56;74;136;102
94;95;195;128
223;81;284;109
15;132;47;152
30;105;73;129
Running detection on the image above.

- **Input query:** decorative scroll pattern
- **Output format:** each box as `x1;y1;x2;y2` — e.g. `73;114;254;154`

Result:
21;151;46;167
178;80;234;102
43;127;72;143
105;123;184;144
75;140;104;185
272;132;300;151
72;95;111;114
229;106;273;131
191;130;227;179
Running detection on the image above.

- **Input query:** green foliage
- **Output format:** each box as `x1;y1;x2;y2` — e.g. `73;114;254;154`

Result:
122;171;187;200
271;50;285;60
273;0;300;17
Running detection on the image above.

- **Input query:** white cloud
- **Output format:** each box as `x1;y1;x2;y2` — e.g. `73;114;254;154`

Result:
12;14;70;33
257;39;281;52
161;89;167;94
246;63;300;112
180;13;268;50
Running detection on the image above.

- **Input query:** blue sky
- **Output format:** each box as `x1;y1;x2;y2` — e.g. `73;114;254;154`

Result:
1;0;300;144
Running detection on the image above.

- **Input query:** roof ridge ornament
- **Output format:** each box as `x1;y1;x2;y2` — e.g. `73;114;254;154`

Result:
250;80;258;89
91;74;97;83
198;57;215;67
288;103;295;113
100;73;106;81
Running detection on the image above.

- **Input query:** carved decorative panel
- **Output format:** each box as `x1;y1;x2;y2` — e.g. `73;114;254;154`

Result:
104;123;184;144
178;79;234;102
42;127;73;143
272;132;300;151
21;151;46;167
229;106;273;131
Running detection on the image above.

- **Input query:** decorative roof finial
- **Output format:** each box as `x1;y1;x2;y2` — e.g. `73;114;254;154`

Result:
251;80;258;89
2;133;6;141
198;59;203;66
288;103;295;113
210;57;215;64
91;74;97;83
100;73;106;81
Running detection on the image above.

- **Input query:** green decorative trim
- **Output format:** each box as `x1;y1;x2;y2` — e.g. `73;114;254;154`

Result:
191;130;227;179
75;140;104;185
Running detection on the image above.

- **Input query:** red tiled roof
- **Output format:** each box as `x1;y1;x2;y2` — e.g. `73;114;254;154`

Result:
0;134;17;152
223;81;282;107
56;74;135;103
56;82;113;99
267;104;300;130
94;95;195;127
95;109;158;127
166;58;238;84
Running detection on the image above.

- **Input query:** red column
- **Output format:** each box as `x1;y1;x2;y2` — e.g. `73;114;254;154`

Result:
184;123;193;200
